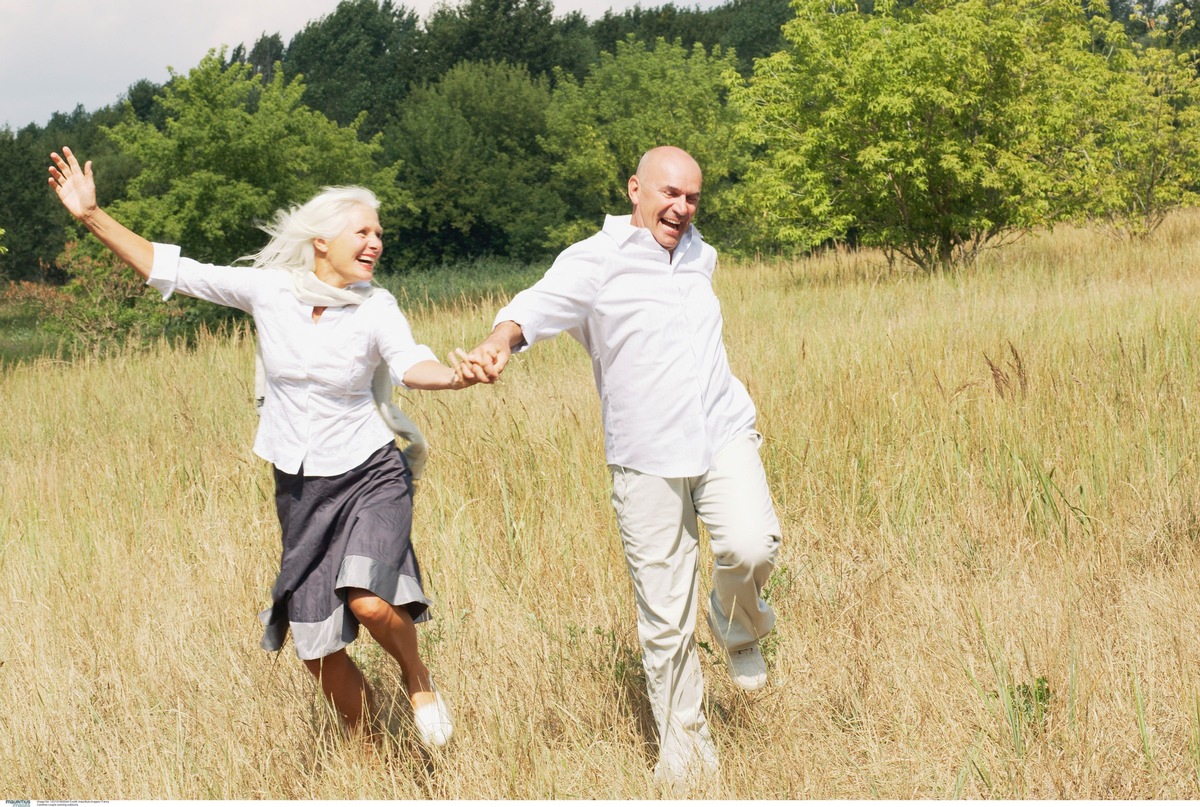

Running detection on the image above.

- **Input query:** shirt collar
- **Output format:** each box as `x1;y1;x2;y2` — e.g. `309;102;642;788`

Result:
603;214;696;257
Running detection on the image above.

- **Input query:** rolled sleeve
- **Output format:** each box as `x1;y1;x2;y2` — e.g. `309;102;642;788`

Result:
146;243;183;300
387;344;439;388
373;292;440;388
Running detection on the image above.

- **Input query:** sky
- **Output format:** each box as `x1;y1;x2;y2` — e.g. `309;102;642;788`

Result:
2;0;725;133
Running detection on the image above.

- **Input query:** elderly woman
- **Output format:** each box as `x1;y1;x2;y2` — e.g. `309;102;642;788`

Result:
48;146;473;749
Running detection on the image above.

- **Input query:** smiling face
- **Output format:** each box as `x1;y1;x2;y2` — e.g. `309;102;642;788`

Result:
627;146;703;255
313;204;383;288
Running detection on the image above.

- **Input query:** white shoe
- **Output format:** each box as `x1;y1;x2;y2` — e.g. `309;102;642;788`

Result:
726;644;768;691
412;684;453;749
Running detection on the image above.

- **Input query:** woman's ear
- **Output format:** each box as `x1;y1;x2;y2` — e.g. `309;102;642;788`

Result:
313;237;329;256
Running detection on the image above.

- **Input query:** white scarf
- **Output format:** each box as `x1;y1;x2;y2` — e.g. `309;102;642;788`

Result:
253;269;428;479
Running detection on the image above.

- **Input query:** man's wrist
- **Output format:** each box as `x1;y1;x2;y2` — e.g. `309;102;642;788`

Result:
485;335;511;354
491;320;525;350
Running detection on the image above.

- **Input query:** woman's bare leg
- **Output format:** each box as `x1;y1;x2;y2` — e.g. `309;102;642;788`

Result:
302;649;373;730
346;588;437;708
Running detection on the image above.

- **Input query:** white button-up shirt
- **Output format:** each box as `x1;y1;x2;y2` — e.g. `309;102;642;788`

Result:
495;215;757;478
148;243;437;476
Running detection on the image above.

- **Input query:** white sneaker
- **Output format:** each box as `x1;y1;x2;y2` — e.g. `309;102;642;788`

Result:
412;684;453;749
726;644;768;691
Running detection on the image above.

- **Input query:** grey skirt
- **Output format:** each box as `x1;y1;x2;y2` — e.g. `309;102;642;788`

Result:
258;441;431;661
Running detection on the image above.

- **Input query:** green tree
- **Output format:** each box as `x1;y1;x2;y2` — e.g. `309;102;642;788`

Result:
713;0;792;73
541;37;742;248
0;102;139;283
104;50;407;267
384;61;559;264
124;78;168;128
283;0;423;134
588;4;727;59
227;32;287;85
588;0;790;75
421;0;594;82
45;51;409;344
732;0;1093;269
1067;4;1200;237
0;126;66;282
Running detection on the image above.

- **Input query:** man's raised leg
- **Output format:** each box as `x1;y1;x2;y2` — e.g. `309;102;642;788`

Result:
695;431;782;689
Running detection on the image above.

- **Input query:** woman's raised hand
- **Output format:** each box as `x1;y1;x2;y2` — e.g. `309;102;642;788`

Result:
48;146;97;221
45;147;155;279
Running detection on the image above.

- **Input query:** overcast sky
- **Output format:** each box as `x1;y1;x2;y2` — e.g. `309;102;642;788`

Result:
3;0;724;132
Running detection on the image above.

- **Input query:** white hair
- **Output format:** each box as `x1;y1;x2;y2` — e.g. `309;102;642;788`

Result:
244;186;380;273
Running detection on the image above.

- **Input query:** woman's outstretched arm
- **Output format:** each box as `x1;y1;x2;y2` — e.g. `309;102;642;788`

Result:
48;146;154;280
402;353;484;391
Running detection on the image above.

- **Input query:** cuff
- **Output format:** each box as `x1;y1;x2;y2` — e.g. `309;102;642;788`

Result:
390;346;441;389
146;243;181;300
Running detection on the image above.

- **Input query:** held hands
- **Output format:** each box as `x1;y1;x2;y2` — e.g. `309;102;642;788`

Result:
48;147;98;222
453;335;513;385
447;349;489;389
407;347;501;391
448;344;504;387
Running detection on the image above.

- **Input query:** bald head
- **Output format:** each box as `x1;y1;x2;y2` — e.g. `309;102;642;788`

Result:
628;146;703;254
636;146;701;178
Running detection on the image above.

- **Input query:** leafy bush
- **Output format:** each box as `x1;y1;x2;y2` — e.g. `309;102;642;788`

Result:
731;0;1113;268
16;241;226;350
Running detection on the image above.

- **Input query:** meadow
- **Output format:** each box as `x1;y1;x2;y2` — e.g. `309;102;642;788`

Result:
3;215;1200;798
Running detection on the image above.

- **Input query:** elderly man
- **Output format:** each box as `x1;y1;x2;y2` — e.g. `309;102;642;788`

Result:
463;146;782;784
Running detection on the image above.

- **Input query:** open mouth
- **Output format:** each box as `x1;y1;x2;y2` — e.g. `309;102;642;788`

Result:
661;216;683;233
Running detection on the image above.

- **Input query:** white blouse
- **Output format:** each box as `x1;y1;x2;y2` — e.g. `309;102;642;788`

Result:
495;215;757;478
148;243;436;476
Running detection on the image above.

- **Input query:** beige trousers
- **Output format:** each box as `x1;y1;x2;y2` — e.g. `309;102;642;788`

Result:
610;431;782;781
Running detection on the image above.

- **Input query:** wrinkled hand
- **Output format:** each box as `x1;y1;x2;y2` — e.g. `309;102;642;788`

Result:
47;147;97;221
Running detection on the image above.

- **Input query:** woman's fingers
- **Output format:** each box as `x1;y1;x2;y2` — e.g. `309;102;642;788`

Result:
49;147;90;186
48;152;67;185
63;145;83;173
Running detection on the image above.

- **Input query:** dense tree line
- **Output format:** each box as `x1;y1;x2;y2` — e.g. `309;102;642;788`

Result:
0;0;788;283
1;0;1197;297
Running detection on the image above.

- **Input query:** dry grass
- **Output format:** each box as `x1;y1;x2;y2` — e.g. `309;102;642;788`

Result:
4;214;1200;798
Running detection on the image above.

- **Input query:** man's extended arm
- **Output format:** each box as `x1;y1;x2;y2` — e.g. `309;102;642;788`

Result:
459;242;604;384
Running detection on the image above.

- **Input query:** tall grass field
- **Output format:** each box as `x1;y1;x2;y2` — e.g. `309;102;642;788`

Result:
3;216;1200;798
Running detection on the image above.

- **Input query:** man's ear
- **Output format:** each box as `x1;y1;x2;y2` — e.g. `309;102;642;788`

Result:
627;174;640;205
